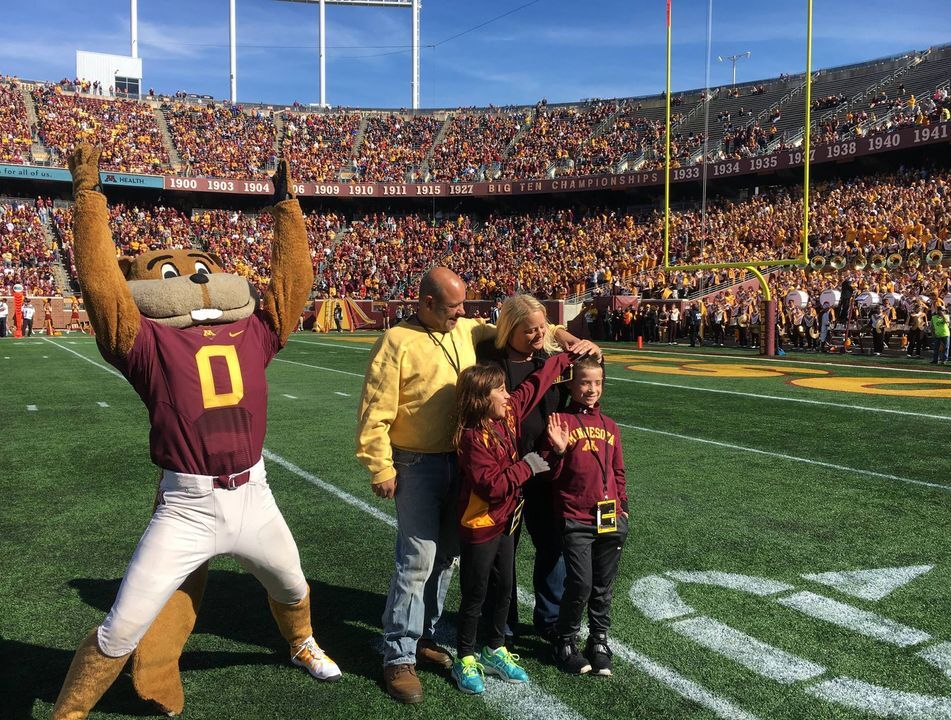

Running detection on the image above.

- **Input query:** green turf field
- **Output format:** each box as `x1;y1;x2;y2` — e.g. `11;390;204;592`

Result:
2;333;950;720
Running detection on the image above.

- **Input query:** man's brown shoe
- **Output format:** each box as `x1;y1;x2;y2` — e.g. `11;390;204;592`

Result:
416;638;453;669
384;663;423;704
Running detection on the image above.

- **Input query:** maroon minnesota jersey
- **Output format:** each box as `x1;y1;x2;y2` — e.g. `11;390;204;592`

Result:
105;310;281;475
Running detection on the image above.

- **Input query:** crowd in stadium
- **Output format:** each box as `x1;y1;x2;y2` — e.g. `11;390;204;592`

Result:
0;77;32;164
163;101;276;178
32;85;169;173
1;197;57;297
3;163;944;319
281;110;360;182
502;101;618;180
354;113;442;182
428;109;523;182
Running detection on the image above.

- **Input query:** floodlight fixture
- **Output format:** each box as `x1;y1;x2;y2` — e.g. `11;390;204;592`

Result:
717;51;751;86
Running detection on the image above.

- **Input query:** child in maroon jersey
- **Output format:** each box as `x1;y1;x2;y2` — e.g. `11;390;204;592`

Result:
549;356;628;676
452;352;573;694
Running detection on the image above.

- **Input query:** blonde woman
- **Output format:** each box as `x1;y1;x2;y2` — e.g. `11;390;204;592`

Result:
476;294;600;642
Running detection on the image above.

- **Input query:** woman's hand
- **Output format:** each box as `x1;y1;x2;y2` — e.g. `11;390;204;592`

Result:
564;338;602;360
547;413;571;455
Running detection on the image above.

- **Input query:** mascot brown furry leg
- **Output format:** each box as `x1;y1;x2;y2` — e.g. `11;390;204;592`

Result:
53;146;333;720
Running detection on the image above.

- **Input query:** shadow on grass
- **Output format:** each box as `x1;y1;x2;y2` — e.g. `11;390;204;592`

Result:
7;569;388;718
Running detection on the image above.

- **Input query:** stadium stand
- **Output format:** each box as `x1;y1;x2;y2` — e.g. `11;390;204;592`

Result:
0;78;33;164
32;86;169;173
501;101;618;180
353;113;444;182
163;101;276;178
428;109;524;182
281;110;361;182
2;45;947;181
1;198;57;296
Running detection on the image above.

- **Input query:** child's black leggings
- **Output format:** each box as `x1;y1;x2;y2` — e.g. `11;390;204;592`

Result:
457;533;515;658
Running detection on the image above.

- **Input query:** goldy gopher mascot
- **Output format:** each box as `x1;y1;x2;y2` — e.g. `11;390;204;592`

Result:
53;145;340;720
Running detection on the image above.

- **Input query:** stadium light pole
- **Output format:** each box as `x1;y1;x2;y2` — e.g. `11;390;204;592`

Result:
717;51;750;86
130;0;138;59
276;0;418;109
229;0;238;103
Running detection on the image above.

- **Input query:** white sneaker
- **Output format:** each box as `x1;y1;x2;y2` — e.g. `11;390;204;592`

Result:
292;637;342;681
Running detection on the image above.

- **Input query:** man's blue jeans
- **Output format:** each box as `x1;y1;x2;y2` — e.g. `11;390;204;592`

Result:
933;336;949;363
382;449;459;666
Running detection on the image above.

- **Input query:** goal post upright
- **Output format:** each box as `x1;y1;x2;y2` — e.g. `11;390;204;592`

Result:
661;0;814;354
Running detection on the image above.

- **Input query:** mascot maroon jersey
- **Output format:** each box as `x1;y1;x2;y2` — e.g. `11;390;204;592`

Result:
105;309;280;475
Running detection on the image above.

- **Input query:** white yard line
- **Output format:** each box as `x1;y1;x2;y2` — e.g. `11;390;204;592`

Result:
629;576;695;621
777;592;931;648
274;357;365;378
670;616;826;684
608;377;951;422
97;401;110;408
805;677;951;718
665;571;793;596
334;391;351;397
918;642;951;681
800;565;934;601
616;422;950;493
288;338;373;351
43;339;123;378
282;394;298;400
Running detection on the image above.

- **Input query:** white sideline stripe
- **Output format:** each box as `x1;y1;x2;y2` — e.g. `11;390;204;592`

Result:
919;642;951;680
334;391;351;397
629;575;695;620
266;450;761;720
262;450;396;529
274;357;365;378
777;592;931;647
670;616;826;684
805;677;951;718
43;339;123;379
609;377;951;422
97;401;109;408
44;335;761;720
282;394;298;400
288;338;372;351
616;421;951;493
665;571;793;596
635;348;951;376
27;404;38;411
801;565;934;601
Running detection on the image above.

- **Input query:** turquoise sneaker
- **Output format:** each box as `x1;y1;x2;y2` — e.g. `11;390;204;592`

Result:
451;655;486;694
480;645;529;683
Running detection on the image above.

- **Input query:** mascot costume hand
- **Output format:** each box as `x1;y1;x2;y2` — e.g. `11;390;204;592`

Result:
53;145;339;720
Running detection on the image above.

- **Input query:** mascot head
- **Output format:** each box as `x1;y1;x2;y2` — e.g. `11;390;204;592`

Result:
120;249;257;328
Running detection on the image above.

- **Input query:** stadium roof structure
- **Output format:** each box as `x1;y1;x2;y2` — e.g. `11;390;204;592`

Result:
275;0;420;109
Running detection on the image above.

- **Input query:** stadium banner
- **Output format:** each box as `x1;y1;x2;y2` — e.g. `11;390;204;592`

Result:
100;171;164;189
10;121;948;198
0;164;72;182
183;121;945;198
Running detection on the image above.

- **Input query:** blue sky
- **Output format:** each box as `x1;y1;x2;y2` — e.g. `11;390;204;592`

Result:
1;0;948;108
